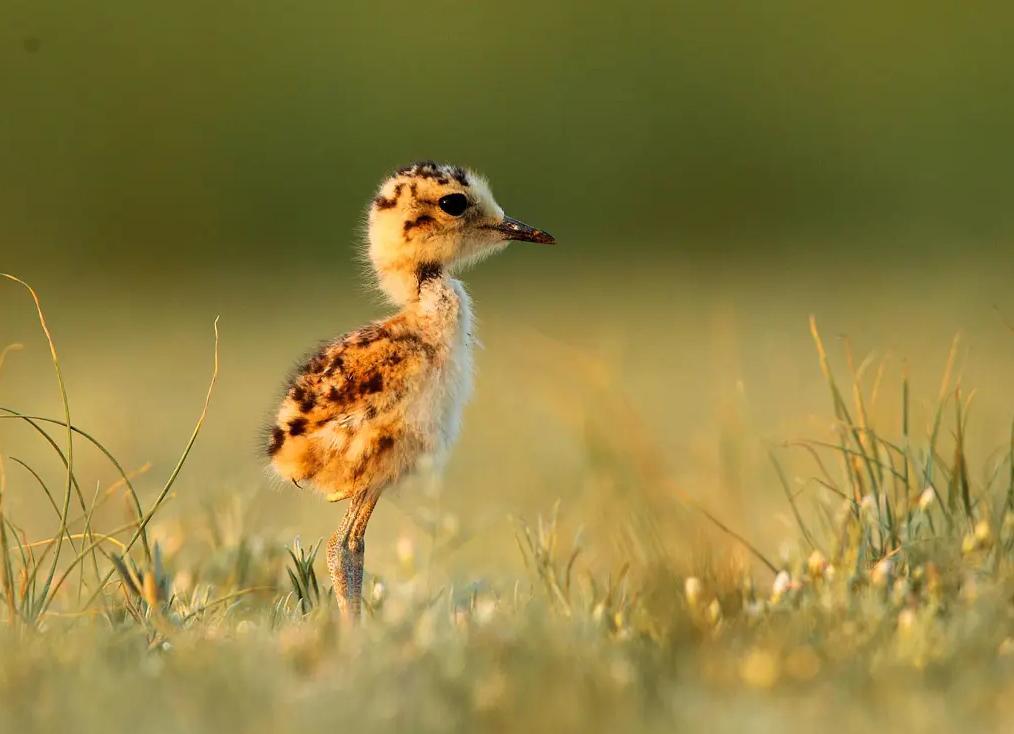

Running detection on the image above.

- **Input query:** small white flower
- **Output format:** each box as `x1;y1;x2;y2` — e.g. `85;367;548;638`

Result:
707;599;722;625
860;495;876;515
871;558;893;587
918;487;935;511
474;598;496;625
683;576;703;607
771;570;792;599
897;608;917;635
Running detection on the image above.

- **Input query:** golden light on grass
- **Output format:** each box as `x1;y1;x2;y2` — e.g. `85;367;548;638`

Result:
0;277;1011;732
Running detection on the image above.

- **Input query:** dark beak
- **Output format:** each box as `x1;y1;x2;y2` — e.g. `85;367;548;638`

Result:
494;216;556;244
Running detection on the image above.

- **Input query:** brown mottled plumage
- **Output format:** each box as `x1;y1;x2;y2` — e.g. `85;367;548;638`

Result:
265;161;555;619
271;316;438;502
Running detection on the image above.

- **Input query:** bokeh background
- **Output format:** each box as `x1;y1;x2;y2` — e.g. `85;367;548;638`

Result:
2;1;1013;581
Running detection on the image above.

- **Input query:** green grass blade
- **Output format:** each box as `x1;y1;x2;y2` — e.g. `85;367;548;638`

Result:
0;458;18;626
770;452;819;552
0;410;151;562
77;317;220;613
1;275;75;620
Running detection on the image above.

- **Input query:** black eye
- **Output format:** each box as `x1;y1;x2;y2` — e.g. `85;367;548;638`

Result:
438;193;469;217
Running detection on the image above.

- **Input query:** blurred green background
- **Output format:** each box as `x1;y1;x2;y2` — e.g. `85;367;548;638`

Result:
4;0;1014;270
2;1;1013;578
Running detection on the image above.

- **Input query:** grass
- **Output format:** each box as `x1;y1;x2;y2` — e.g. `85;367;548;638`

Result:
1;275;1012;733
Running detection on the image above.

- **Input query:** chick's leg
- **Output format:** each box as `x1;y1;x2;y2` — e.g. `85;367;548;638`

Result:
326;491;380;621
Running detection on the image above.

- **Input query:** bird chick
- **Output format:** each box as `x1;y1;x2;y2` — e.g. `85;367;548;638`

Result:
265;161;554;619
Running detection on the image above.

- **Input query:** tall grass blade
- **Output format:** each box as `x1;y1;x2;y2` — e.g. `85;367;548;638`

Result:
1;275;75;619
810;317;884;532
0;410;152;562
769;452;819;552
0;457;18;626
76;316;220;613
1007;418;1014;512
924;335;960;514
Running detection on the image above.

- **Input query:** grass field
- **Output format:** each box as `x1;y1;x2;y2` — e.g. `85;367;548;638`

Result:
4;3;1013;729
1;260;1012;733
